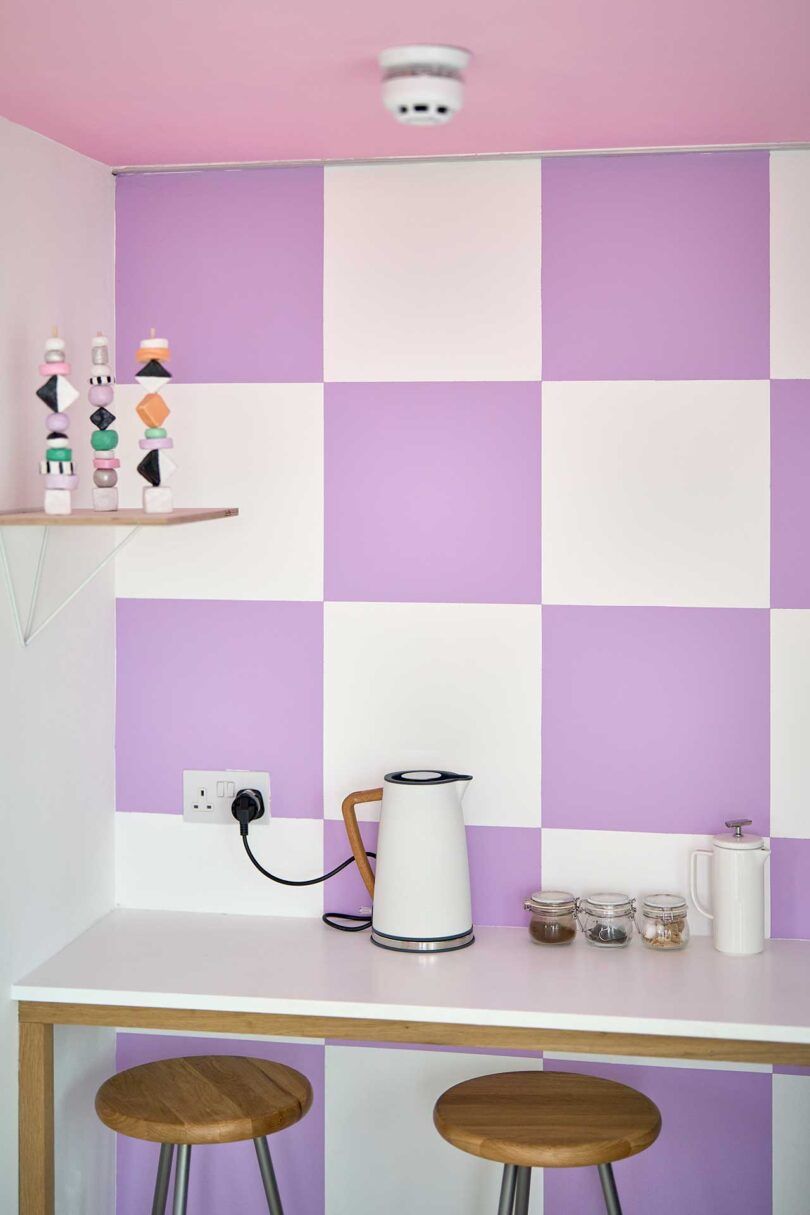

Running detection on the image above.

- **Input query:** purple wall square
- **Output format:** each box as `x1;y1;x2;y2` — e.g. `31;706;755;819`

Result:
114;1034;324;1215
771;838;810;939
324;382;541;603
771;381;810;607
116;599;323;817
543;1059;772;1215
465;826;540;927
542;607;770;834
323;821;540;928
116;168;323;383
541;151;770;380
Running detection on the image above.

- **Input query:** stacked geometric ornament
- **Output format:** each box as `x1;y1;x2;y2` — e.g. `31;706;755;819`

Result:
89;333;119;511
135;331;177;514
36;330;80;515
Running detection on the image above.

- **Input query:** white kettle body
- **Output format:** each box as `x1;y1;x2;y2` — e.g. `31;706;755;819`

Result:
690;819;771;955
342;770;474;953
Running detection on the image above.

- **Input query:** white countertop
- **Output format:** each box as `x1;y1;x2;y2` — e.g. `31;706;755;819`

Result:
12;909;810;1044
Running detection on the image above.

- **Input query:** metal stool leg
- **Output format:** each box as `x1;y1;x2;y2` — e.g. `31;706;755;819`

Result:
255;1136;285;1215
497;1163;518;1215
172;1145;191;1215
514;1166;531;1215
597;1162;623;1215
151;1144;174;1215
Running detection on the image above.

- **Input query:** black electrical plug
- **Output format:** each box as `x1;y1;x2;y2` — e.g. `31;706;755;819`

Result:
231;788;265;837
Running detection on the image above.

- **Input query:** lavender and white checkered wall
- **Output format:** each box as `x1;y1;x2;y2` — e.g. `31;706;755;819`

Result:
111;150;810;1213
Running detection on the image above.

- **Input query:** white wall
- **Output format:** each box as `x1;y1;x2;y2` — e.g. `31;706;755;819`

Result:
0;117;116;1215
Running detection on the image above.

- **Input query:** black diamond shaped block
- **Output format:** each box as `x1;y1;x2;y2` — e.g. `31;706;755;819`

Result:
137;448;161;486
90;406;116;430
136;358;171;380
36;376;59;411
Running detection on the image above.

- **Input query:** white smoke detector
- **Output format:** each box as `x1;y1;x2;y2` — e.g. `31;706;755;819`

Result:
379;45;471;126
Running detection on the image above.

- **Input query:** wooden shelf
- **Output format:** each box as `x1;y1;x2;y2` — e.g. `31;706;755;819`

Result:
0;506;238;645
0;507;238;527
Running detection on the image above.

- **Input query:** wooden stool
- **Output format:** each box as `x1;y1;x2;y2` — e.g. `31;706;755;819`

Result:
95;1056;313;1215
433;1070;661;1215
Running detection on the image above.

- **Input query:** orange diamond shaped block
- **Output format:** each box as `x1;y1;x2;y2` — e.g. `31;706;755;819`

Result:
136;394;170;428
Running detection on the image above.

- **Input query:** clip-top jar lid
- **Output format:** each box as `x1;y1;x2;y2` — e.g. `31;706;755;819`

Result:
524;890;577;914
640;893;688;920
580;892;634;916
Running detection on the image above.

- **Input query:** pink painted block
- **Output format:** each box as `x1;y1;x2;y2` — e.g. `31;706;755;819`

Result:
44;473;78;490
93;457;120;469
38;361;70;376
138;437;173;450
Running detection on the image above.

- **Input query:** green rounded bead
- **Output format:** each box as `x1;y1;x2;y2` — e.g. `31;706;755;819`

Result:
145;427;167;438
45;447;71;462
91;429;119;451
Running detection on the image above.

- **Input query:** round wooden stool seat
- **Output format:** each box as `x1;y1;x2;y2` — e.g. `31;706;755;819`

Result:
95;1056;313;1146
434;1071;661;1169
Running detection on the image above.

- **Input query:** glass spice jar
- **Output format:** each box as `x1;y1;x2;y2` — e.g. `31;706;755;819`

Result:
578;893;636;948
524;891;578;945
638;894;690;951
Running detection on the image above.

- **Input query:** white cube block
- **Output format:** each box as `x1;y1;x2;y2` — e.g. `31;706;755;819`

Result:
43;489;72;516
143;486;173;514
92;487;119;513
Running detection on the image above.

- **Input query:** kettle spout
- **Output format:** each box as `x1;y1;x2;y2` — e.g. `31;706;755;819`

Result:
455;774;472;801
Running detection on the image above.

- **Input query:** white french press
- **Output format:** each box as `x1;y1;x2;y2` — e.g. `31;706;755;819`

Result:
690;819;771;955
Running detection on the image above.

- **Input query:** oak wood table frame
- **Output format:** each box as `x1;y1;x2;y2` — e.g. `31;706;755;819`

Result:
18;999;810;1215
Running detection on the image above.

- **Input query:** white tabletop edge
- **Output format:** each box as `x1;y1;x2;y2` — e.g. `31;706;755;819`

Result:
11;909;810;1048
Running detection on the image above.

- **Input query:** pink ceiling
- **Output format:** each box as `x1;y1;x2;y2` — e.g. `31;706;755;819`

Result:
1;0;809;166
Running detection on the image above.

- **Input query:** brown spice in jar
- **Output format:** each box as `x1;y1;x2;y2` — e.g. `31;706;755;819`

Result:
529;919;576;945
644;919;686;949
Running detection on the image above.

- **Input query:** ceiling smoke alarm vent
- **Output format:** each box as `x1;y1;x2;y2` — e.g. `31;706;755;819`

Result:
379;45;471;126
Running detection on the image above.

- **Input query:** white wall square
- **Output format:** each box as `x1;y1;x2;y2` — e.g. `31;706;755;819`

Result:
771;150;810;379
115;812;324;917
325;1046;542;1215
771;610;810;839
324;159;542;381
324;603;541;827
113;383;323;600
541;380;770;607
773;1073;810;1214
541;828;722;937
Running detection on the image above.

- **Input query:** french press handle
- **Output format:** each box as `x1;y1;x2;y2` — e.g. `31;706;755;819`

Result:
725;818;752;838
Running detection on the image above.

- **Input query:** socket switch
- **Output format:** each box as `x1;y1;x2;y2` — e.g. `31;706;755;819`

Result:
183;770;271;826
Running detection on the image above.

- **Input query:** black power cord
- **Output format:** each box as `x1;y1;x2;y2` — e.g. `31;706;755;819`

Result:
232;788;375;932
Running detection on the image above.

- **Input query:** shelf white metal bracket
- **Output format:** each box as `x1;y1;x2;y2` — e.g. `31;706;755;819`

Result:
0;525;140;647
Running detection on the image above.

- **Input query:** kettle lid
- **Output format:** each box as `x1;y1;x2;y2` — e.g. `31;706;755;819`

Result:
713;818;764;849
385;770;472;785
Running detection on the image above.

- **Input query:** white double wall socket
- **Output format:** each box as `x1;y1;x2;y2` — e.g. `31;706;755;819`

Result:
182;770;271;826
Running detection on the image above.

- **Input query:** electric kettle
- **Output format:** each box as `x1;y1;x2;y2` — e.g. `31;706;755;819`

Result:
690;819;771;955
342;770;474;953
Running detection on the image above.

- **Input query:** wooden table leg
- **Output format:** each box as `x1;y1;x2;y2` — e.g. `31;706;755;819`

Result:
19;1020;54;1215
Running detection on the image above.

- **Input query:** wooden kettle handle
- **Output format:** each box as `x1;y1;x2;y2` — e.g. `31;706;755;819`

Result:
341;788;383;900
